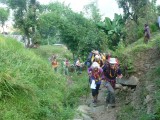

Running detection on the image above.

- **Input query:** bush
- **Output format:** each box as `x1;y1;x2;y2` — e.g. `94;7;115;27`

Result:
150;23;159;32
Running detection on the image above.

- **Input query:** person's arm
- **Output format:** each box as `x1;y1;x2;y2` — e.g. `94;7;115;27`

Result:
99;68;103;80
76;60;80;66
87;67;92;77
117;68;123;79
102;64;106;72
87;67;92;73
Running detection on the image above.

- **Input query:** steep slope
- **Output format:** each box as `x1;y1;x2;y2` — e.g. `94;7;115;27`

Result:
0;36;85;120
116;33;160;119
74;32;160;120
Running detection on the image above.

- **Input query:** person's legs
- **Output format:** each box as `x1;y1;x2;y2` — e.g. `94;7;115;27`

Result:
107;91;111;103
65;67;68;75
76;66;80;74
54;67;57;72
105;81;115;106
95;84;100;102
79;66;82;74
144;37;149;44
92;89;97;103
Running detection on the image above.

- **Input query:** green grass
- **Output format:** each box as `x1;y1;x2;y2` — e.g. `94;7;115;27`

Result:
0;36;89;120
31;45;73;62
115;32;160;120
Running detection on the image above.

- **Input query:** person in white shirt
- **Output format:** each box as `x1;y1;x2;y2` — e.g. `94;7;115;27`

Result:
76;58;82;74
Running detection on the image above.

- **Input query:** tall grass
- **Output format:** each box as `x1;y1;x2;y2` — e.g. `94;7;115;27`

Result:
0;36;89;120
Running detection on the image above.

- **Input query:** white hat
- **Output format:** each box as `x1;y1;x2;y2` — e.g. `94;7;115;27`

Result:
109;58;117;64
95;55;100;59
92;50;99;55
91;62;100;69
94;50;99;55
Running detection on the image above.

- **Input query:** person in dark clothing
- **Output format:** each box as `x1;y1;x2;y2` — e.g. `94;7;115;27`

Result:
144;24;151;44
103;58;123;107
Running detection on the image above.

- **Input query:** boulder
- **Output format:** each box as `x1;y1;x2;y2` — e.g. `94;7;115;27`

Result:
117;76;139;86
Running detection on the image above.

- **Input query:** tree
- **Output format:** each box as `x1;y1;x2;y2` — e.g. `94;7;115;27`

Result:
0;7;9;33
83;0;102;23
5;0;40;47
97;14;124;50
116;0;158;44
116;0;149;24
157;5;160;14
37;2;108;59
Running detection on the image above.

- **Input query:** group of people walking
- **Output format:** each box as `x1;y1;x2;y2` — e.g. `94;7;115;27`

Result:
87;50;123;107
50;50;123;107
50;54;83;75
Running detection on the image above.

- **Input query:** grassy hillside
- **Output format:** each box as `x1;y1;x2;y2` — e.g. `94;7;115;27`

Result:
31;45;73;62
0;36;88;120
115;32;160;120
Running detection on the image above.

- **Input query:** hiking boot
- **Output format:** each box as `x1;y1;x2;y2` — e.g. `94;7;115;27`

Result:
93;99;97;103
110;103;116;108
106;97;109;104
93;103;97;107
91;100;97;107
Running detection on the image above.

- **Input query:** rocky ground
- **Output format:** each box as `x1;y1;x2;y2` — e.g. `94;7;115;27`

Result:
73;46;160;120
73;81;122;120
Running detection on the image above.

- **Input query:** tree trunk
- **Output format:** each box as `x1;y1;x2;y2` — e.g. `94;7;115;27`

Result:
25;37;30;48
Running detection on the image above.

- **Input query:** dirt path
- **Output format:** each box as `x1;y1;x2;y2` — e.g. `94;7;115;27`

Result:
74;81;120;120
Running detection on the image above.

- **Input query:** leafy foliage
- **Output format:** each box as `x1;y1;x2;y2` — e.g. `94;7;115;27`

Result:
0;7;9;32
5;0;41;47
97;14;124;50
37;2;108;59
116;0;149;24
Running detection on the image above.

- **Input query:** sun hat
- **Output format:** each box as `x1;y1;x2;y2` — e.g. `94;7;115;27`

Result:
109;58;117;64
95;55;100;59
91;62;100;69
92;50;99;55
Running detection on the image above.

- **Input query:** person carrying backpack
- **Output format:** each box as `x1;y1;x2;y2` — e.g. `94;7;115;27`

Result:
75;57;82;74
102;58;123;107
88;62;103;106
52;55;58;72
93;55;103;67
85;52;93;68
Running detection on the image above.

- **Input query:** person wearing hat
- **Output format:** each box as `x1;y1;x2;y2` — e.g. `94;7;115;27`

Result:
102;58;123;107
93;55;103;67
88;62;103;105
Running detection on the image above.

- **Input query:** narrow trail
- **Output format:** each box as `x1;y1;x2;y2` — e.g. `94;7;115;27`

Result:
73;47;160;120
74;81;121;120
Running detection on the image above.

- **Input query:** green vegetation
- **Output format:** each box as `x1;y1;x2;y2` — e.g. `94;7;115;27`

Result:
31;45;72;62
0;36;89;120
0;7;9;33
116;32;160;120
1;0;160;119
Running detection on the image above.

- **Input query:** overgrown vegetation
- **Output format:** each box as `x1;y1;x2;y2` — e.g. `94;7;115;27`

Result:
0;36;89;120
116;33;160;120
